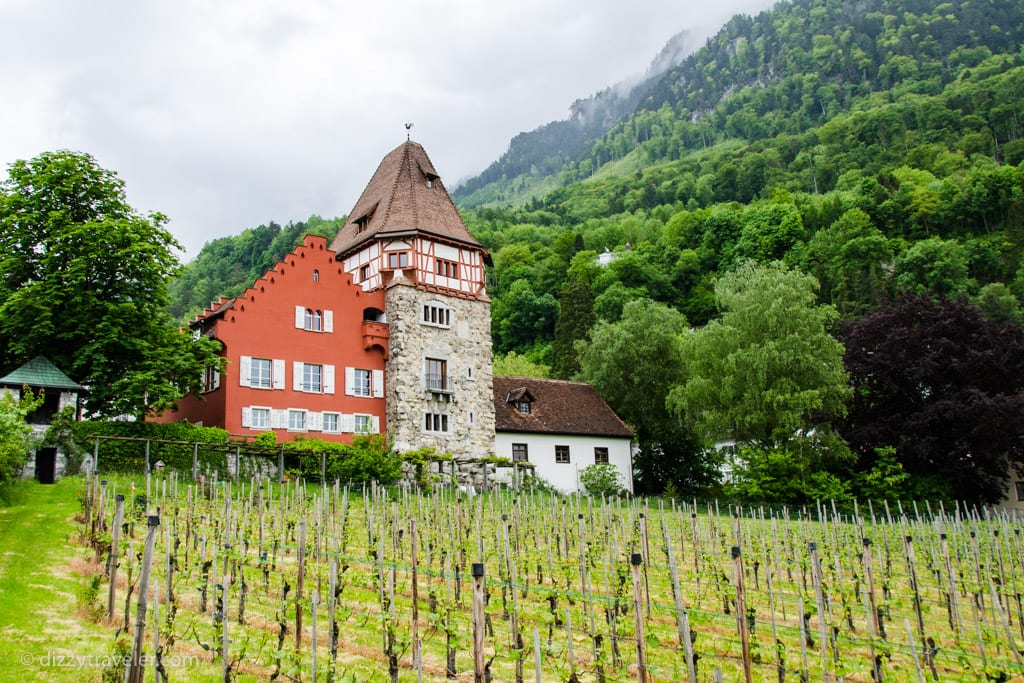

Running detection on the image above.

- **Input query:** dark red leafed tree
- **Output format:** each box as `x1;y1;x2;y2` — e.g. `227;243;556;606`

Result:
841;295;1024;503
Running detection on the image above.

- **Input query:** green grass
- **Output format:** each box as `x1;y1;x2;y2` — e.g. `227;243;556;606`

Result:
0;477;113;682
0;476;240;683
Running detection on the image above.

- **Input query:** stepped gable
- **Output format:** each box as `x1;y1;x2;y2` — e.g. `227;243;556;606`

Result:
330;140;484;257
493;376;634;439
190;234;346;330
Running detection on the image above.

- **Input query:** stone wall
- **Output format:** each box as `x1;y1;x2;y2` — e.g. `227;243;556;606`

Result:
385;280;495;460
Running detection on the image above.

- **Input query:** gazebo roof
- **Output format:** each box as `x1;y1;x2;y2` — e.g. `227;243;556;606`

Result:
0;356;85;391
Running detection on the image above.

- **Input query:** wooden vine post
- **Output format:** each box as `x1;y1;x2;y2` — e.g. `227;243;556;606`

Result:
411;518;421;678
939;531;962;642
732;546;754;683
630;552;648;683
472;562;486;683
809;541;831;681
861;538;883;682
128;515;159;683
107;493;125;620
297;516;307;652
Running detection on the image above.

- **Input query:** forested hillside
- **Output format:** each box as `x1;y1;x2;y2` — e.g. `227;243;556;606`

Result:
169;0;1024;502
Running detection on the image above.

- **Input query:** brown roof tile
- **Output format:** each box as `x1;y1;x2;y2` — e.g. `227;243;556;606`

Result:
494;376;634;439
330;140;484;257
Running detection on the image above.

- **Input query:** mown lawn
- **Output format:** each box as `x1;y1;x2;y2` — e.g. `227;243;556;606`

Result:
0;476;252;683
0;477;114;682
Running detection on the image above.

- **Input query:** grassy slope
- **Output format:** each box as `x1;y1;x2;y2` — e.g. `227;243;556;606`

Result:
0;477;243;683
0;478;112;682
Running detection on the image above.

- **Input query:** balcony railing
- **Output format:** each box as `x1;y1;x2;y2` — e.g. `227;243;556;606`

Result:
424;374;453;393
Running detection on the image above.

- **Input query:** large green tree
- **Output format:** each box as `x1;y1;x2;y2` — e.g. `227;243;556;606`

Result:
0;151;222;418
550;275;595;379
576;299;708;494
669;261;851;448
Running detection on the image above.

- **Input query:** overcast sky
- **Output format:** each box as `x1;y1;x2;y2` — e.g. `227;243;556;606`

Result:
0;0;774;260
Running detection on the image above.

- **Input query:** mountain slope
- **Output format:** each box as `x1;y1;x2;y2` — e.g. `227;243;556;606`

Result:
456;0;1024;209
453;29;705;206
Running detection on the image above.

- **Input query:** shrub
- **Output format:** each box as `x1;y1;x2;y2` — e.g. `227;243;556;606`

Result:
0;387;42;487
286;435;401;485
580;463;624;497
71;420;230;474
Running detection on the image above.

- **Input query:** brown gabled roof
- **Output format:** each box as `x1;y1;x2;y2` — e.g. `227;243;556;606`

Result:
330;140;484;257
493;376;634;439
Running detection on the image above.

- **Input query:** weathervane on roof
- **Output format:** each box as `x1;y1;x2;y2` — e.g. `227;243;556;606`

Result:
405;122;413;140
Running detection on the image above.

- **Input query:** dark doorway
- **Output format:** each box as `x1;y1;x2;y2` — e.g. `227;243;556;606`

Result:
35;448;57;484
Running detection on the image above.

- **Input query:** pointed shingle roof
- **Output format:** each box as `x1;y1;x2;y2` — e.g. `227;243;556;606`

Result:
330;140;484;257
0;356;84;391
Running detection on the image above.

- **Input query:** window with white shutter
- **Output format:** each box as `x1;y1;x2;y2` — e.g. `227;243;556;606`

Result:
273;359;286;389
287;410;306;431
239;356;252;387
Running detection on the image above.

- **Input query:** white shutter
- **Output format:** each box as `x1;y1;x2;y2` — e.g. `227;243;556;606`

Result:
308;411;323;432
345;367;356;396
293;362;304;391
341;413;355;433
371;415;381;434
372;370;384;397
324;310;333;333
272;359;286;390
323;365;335;394
239;356;251;387
295;305;305;329
241;407;252;428
271;409;287;429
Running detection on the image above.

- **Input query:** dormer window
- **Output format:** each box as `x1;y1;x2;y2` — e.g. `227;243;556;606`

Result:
352;202;378;235
506;387;534;415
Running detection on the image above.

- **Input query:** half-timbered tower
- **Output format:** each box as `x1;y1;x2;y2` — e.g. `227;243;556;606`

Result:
330;140;495;459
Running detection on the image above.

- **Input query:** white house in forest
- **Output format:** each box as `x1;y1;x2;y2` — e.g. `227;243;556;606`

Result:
493;376;634;493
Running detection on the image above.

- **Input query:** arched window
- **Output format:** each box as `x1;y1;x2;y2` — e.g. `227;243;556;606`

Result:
304;308;323;331
313;269;319;282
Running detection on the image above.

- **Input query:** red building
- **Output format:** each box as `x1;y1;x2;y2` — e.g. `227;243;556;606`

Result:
158;234;389;443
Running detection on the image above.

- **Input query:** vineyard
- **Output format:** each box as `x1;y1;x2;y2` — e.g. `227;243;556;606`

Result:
80;468;1024;682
